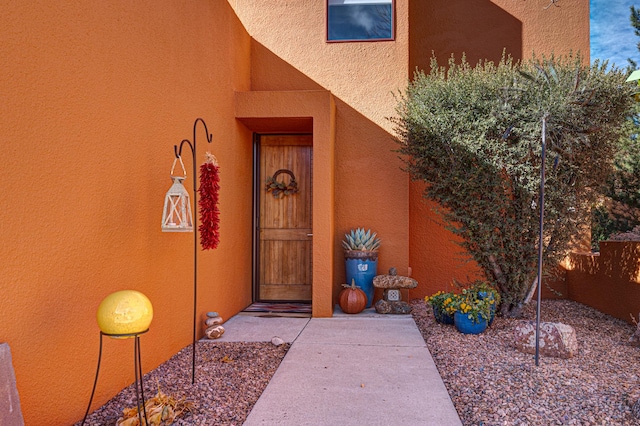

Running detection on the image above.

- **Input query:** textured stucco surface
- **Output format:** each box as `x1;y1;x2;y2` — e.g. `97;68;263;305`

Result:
231;0;411;305
1;2;253;424
409;0;589;72
1;0;590;422
235;90;337;317
567;242;640;324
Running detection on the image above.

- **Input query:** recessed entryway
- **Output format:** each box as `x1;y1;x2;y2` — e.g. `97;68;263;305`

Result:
236;89;336;317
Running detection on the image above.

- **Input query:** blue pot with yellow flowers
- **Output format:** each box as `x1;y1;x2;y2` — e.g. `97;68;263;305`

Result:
425;291;457;325
453;288;491;334
471;281;500;326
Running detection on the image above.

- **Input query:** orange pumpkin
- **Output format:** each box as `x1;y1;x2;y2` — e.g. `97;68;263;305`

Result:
338;279;367;314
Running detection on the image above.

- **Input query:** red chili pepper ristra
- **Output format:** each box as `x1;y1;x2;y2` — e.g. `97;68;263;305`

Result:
198;152;220;250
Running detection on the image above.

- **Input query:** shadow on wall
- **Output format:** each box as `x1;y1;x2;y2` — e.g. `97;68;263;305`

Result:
409;0;523;72
567;242;640;324
249;40;410;306
330;96;409;304
568;242;640;285
406;0;523;299
251;40;324;91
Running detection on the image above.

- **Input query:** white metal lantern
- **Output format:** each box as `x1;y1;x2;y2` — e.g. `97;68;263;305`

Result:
161;157;194;232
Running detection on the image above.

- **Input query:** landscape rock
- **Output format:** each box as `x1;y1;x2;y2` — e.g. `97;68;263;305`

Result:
271;337;285;346
375;299;412;315
205;325;225;339
633;399;640;419
205;316;224;327
513;321;578;358
206;311;219;318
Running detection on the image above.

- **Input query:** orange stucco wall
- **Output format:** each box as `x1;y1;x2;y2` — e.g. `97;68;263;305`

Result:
232;0;589;302
2;0;591;422
1;1;254;424
409;0;589;71
566;242;640;324
407;0;590;299
230;0;411;305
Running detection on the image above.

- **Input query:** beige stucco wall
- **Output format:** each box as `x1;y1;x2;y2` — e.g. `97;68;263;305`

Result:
230;0;409;132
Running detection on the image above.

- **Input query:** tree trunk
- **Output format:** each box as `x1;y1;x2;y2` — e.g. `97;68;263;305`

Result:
488;255;508;292
488;256;530;318
523;275;539;304
500;302;525;318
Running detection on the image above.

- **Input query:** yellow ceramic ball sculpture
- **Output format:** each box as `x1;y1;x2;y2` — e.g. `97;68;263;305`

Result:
96;290;153;335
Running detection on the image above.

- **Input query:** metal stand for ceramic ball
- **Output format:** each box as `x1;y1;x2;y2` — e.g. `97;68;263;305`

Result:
81;329;149;426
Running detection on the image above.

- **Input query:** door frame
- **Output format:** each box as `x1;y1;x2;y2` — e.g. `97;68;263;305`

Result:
236;89;336;317
252;133;313;303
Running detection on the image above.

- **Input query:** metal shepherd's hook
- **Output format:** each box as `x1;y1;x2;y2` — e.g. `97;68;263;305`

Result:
535;113;548;366
174;118;213;384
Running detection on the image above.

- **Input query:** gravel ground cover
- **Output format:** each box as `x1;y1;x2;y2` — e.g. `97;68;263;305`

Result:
80;299;640;425
77;342;289;426
411;299;640;425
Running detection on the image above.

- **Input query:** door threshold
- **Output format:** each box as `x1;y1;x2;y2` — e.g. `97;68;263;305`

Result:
238;311;311;318
242;302;311;317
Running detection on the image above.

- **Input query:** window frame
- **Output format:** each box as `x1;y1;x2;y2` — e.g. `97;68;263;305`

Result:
325;0;395;43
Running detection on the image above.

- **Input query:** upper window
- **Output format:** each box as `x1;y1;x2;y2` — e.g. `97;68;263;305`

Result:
327;0;394;42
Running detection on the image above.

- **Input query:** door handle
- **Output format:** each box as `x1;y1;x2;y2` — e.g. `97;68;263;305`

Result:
307;233;313;237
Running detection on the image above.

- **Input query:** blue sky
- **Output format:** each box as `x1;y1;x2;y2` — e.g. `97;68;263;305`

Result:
590;0;637;68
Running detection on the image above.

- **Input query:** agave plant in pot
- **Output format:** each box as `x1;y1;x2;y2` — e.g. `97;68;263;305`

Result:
342;228;381;308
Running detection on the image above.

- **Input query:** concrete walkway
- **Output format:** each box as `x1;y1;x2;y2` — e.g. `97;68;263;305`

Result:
205;308;462;426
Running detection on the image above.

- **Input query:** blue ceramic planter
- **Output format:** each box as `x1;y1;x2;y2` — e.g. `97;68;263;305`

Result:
454;311;488;334
433;305;454;325
344;250;378;308
488;308;496;326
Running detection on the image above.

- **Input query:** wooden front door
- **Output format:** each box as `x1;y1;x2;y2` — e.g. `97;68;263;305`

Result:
256;135;312;301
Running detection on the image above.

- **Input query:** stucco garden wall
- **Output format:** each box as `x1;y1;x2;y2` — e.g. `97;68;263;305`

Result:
566;242;640;324
1;1;253;424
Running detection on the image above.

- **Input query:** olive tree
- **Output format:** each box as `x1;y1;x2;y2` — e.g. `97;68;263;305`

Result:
394;54;634;317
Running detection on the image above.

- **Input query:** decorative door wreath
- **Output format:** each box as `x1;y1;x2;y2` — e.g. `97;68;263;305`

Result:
265;169;298;198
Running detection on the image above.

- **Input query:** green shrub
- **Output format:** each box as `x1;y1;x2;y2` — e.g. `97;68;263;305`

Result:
394;54;634;317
